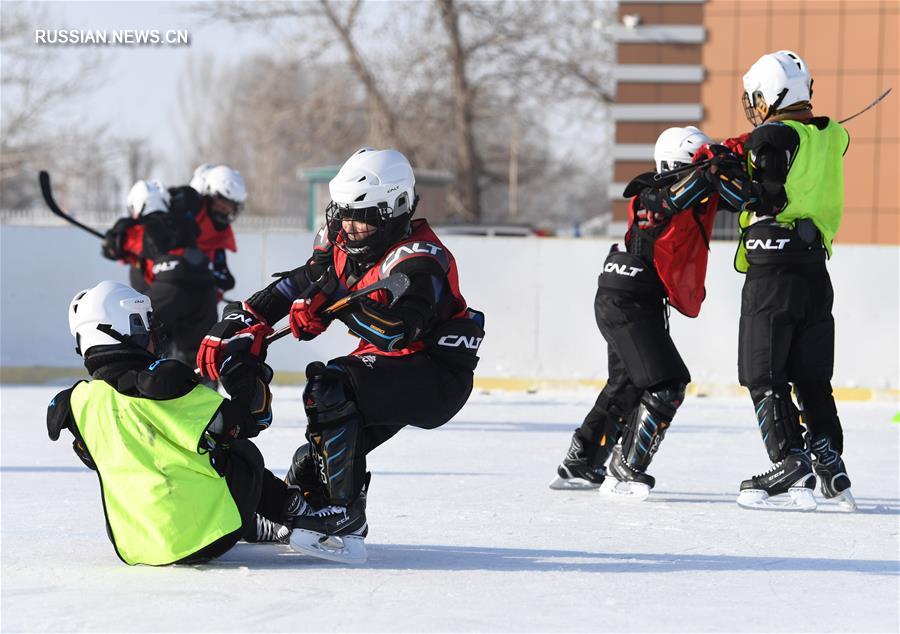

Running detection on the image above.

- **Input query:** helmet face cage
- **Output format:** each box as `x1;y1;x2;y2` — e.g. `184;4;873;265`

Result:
326;193;416;264
207;195;242;230
659;160;687;173
325;201;396;262
742;91;764;126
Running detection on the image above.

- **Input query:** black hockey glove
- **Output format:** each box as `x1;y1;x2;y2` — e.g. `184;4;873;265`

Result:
212;249;236;291
102;218;135;261
219;353;274;437
703;145;746;182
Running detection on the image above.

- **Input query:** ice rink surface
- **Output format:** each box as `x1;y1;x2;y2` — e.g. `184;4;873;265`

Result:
2;384;898;633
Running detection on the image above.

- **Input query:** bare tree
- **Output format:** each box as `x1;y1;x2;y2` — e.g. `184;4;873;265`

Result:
185;0;616;226
436;0;482;220
126;139;157;187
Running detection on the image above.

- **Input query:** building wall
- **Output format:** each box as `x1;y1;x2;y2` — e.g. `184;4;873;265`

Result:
702;0;899;245
611;1;707;225
612;0;899;245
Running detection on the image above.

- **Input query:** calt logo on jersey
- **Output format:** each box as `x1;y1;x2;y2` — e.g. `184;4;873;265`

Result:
381;242;443;273
746;238;791;250
604;262;644;277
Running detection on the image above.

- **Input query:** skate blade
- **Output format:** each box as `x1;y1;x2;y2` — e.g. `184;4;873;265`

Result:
599;478;650;501
289;529;367;564
549;475;603;490
830;489;858;512
736;487;817;512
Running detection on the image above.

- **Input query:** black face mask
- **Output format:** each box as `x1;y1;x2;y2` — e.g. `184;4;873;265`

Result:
209;211;231;231
325;202;411;266
207;196;241;230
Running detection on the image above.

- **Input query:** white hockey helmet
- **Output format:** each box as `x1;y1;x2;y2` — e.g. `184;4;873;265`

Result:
325;148;418;262
189;163;214;193
68;281;153;356
654;126;712;173
328;147;416;216
127;179;170;218
202;165;247;205
742;50;812;126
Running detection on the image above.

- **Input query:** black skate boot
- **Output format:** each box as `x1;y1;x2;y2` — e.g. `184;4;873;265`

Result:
809;435;856;511
737;453;817;511
289;475;370;564
549;431;609;490
602;443;655;500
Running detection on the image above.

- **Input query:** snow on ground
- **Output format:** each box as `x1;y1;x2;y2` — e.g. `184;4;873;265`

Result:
2;384;898;633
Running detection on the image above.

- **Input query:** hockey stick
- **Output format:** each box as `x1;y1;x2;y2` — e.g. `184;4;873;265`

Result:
651;158;712;182
265;272;412;343
193;273;412;377
839;88;892;124
38;171;105;239
650;89;892;182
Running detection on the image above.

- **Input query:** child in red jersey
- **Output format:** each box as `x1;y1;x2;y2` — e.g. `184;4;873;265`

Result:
550;127;746;500
197;148;484;563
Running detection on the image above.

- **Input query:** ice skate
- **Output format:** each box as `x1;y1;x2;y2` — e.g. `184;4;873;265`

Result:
601;444;653;501
289;493;368;564
810;435;857;512
549;432;607;490
737;453;817;512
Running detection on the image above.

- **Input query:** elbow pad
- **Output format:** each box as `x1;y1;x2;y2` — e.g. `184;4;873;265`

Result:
338;297;428;352
666;168;714;210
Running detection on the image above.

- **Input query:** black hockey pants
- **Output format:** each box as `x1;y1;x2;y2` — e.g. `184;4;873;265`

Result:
329;352;474;454
738;260;843;452
578;281;690;449
175;441;289;564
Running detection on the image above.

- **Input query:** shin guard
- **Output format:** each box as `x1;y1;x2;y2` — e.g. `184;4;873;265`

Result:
620;384;684;473
303;363;365;506
749;386;806;463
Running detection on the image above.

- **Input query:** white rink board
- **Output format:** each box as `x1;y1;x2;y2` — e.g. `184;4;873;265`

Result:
1;225;897;388
1;386;898;632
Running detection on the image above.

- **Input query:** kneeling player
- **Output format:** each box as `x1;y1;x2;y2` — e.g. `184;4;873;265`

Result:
48;281;306;565
197;148;485;563
551;127;744;499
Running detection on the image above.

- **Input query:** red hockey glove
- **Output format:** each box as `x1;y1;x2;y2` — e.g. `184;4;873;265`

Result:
722;132;750;158
197;321;273;381
289;293;330;340
197;303;272;380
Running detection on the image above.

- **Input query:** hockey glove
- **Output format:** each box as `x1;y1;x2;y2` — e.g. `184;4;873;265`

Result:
703;145;745;182
634;207;667;230
197;303;271;380
219;354;274;436
102;218;135;261
212;249;236;291
289;292;330;340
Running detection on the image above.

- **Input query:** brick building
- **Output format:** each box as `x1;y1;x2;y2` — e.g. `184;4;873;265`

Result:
610;0;898;244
